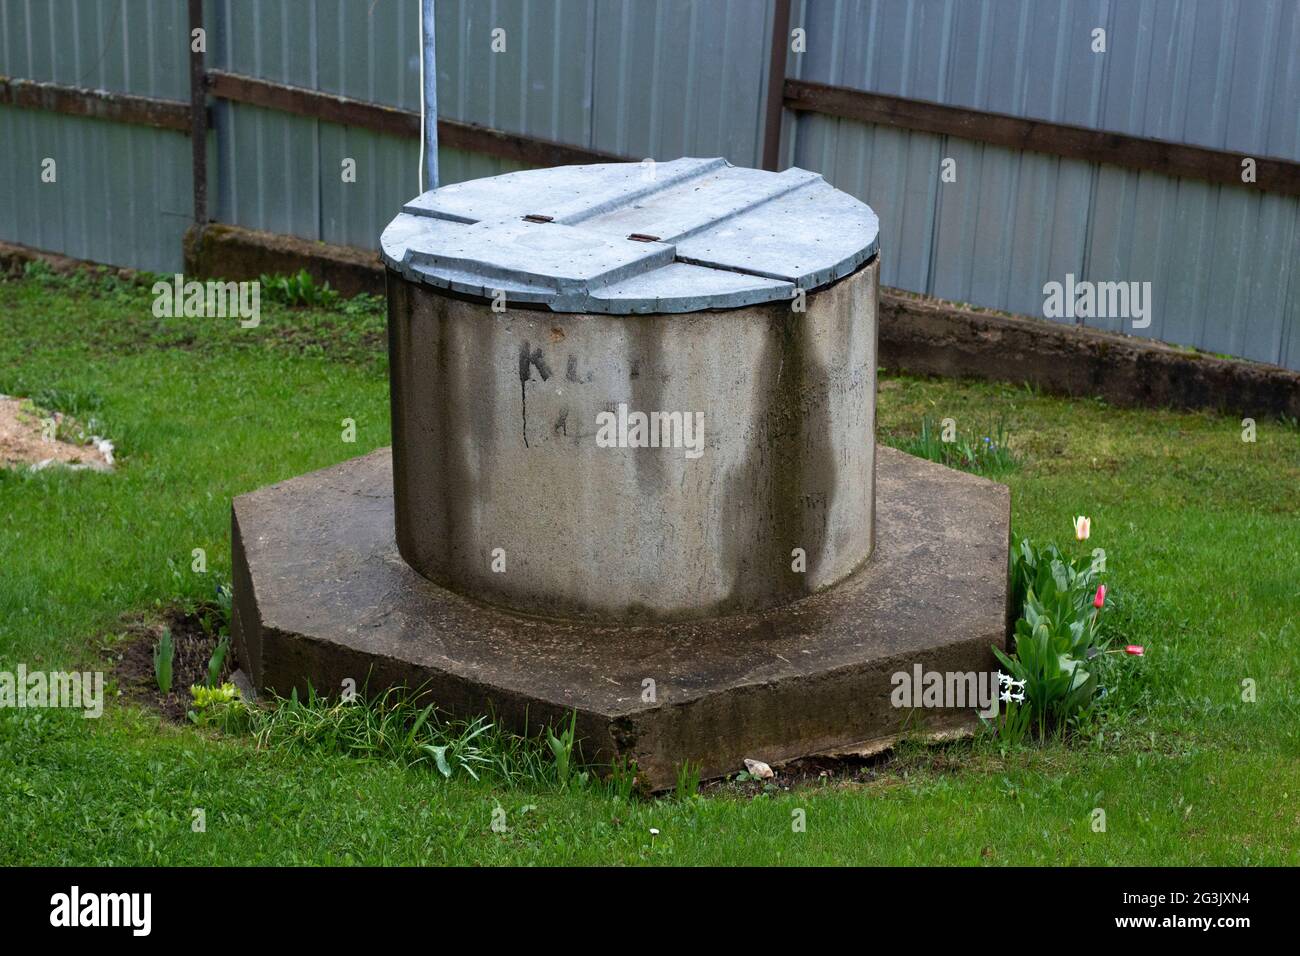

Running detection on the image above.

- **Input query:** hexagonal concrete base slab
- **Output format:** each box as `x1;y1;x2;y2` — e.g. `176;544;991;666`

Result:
231;446;1010;789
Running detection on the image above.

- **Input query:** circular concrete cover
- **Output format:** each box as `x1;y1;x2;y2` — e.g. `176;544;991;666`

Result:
380;157;880;314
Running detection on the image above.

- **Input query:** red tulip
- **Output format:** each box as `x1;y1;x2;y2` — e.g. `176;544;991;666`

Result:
1124;645;1144;656
1093;585;1106;608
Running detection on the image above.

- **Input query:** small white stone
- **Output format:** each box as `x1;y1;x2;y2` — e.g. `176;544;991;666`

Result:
744;758;774;780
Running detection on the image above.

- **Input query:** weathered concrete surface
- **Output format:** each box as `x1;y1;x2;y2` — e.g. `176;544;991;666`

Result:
881;291;1300;419
231;445;1010;790
182;223;382;299
389;259;878;622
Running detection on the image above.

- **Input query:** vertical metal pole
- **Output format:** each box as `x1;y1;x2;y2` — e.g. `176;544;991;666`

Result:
188;0;208;224
422;0;439;191
761;0;792;171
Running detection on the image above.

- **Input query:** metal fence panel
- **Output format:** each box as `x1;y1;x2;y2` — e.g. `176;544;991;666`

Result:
797;108;1300;367
591;0;774;165
0;0;192;271
0;105;191;272
792;0;1300;163
0;0;190;100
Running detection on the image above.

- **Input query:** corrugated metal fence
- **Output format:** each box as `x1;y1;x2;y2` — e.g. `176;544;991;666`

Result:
0;0;193;272
2;0;1297;370
788;0;1300;369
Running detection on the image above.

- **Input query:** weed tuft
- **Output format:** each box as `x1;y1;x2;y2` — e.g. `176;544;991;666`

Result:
886;414;1018;477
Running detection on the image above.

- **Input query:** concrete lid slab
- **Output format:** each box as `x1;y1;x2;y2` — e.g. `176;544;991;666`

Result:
380;158;879;314
586;262;795;314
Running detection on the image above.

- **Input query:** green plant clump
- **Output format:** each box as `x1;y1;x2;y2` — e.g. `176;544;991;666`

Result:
152;628;174;696
994;535;1124;741
259;269;340;308
893;414;1017;476
188;682;250;732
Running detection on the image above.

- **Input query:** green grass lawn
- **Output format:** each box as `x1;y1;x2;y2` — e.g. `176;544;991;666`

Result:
1;268;1297;865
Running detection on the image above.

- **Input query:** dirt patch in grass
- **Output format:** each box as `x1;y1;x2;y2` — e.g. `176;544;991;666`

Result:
699;727;985;797
701;752;897;798
108;606;236;723
0;395;114;471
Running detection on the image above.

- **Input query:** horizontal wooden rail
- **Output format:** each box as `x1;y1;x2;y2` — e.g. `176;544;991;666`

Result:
0;73;627;169
206;70;625;167
784;78;1300;198
0;77;190;132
